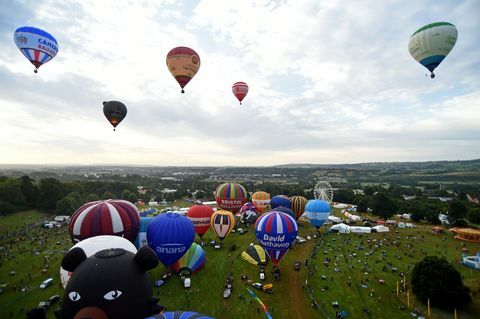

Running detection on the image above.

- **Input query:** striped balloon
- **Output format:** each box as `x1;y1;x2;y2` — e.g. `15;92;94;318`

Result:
255;211;298;266
134;217;154;249
14;26;59;72
146;311;215;319
214;182;248;213
305;199;331;229
210;210;236;241
252;191;270;213
69;200;140;244
290;196;308;220
171;243;206;276
232;81;249;104
187;205;214;238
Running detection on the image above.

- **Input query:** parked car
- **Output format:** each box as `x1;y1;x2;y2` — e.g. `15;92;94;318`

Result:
223;286;232;298
252;282;263;290
48;295;60;305
294;261;301;271
38;301;50;309
154;279;165;287
40;278;53;289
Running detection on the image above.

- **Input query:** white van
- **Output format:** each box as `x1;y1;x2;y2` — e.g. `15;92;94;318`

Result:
40;278;53;289
397;222;406;228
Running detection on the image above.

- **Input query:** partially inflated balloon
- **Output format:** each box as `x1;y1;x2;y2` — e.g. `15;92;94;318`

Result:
166;47;200;93
241;244;267;266
408;22;457;78
232;82;249;105
103;101;127;131
171;242;205;276
14;26;59;73
210;210;236;241
270;195;290;209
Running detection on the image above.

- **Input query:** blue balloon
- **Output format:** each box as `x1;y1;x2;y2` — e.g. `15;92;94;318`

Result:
146;311;215;319
255;210;298;266
270;195;291;209
14;26;59;73
305;199;331;229
273;206;295;219
147;213;195;266
135;217;154;249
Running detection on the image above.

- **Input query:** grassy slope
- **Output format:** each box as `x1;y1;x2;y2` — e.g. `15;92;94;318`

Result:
0;210;479;319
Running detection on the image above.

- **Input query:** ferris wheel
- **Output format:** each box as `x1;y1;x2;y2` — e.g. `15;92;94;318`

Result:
314;180;334;203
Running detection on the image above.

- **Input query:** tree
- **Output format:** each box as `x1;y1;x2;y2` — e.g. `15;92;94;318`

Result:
448;200;468;224
467;207;480;224
37;178;66;211
369;192;398;219
86;193;100;202
56;196;78;215
126;192;137;204
0;178;26;208
195;190;205;199
355;197;369;213
101;191;117;200
411;256;471;309
19;175;39;208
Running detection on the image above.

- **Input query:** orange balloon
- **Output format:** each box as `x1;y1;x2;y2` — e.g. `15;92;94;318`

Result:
166;46;200;93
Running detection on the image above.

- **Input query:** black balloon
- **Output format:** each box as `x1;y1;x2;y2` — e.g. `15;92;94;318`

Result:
103;101;127;131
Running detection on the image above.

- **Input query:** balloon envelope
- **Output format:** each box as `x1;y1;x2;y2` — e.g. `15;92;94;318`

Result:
146;311;214;319
214;182;248;213
103;101;127;130
166;46;200;93
134;217;154;249
232;82;249;104
270;195;291;209
69;199;140;244
255;211;298;266
187;205;214;238
408;22;457;77
14;26;58;72
305;199;331;229
252;191;270;212
241;244;267;266
171;242;206;276
147;213;195;266
210;210;236;241
273;206;296;220
290;196;308;220
60;235;137;288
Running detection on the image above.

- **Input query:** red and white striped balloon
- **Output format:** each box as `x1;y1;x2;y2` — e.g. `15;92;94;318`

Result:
69;199;140;244
232;82;249;104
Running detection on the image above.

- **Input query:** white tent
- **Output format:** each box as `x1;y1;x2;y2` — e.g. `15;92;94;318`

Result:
329;223;351;233
371;225;389;233
344;212;362;221
349;226;371;233
327;215;342;224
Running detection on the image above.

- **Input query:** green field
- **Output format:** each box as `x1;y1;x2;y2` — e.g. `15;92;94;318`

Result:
0;210;479;319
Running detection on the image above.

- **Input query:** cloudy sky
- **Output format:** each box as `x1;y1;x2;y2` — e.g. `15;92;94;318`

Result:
0;0;479;166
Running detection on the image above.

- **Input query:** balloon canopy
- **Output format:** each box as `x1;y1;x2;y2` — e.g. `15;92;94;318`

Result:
255;211;298;266
146;312;215;319
290;196;308;220
134;217;155;249
273;206;296;220
408;22;457;78
147;213;195;266
60;235;137;289
305;199;331;229
241;244;267;266
210;210;236;241
187;205;214;238
166;46;201;93
251;191;270;213
14;26;58;73
171;242;206;276
270;195;291;209
214;182;248;213
69;199;140;244
232;82;249;105
103;101;127;131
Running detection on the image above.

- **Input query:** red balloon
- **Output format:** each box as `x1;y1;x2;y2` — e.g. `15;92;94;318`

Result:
187;205;214;238
232;82;249;105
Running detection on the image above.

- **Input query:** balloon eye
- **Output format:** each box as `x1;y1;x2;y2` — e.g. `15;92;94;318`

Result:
104;290;122;300
68;291;81;302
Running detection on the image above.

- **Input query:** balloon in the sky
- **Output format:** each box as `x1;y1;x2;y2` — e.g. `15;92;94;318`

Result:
290;195;308;220
69;199;140;244
134;217;154;249
232;82;249;105
147;213;195;266
146;312;215;319
270;195;291;209
255;210;298;266
103;101;127;131
171;243;206;276
166;46;201;93
251;191;270;213
210;210;236;241
408;22;458;78
187;205;214;238
214;182;248;213
305;199;331;229
60;235;137;288
14;26;59;73
241;244;267;266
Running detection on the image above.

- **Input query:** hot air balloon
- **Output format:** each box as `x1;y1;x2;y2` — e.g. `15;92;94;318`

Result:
274;206;296;220
214;182;248;213
240;202;259;225
290;196;307;220
14;26;58;73
103;101;127;131
232;82;249;105
171;243;206;276
408;22;458;78
305;199;331;229
69;199;140;244
210;210;236;241
241;244;267;266
134;217;154;249
147;212;195;266
60;235;137;288
270;195;291;209
146;312;215;319
255;211;298;266
252;191;270;213
187;205;214;238
166;46;200;93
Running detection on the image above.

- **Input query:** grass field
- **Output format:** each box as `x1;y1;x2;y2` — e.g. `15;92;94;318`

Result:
0;209;479;319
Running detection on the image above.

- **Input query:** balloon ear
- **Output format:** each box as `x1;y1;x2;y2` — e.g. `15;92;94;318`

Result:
61;247;87;272
103;101;107;105
134;246;159;272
